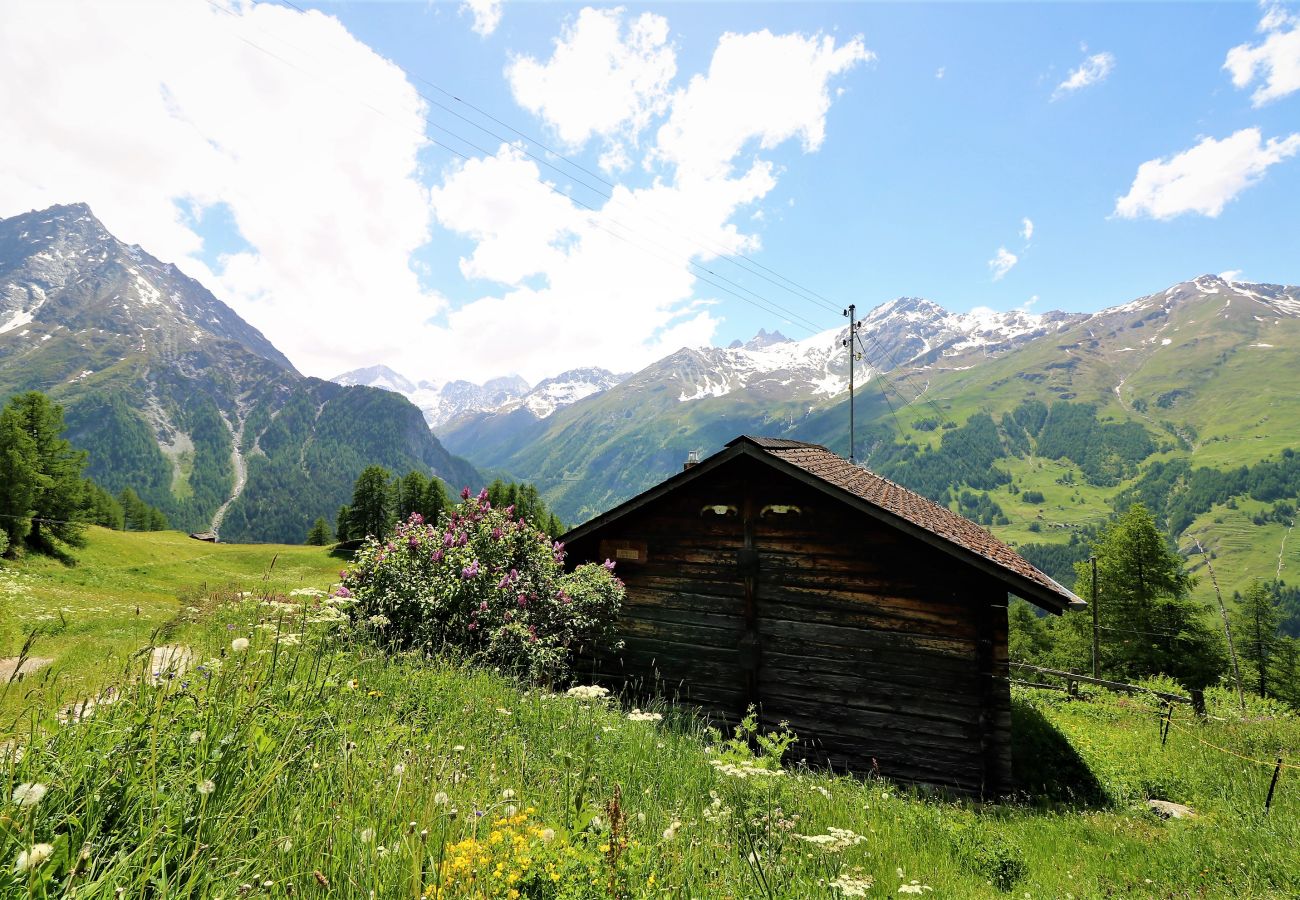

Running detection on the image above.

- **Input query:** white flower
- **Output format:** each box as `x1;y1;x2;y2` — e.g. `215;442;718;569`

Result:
451;745;465;753
538;828;556;843
197;779;216;795
797;827;865;852
14;843;54;873
231;637;250;652
392;763;406;777
188;730;204;745
277;836;294;853
12;782;47;808
359;827;376;843
564;685;610;700
433;791;450;806
662;821;681;841
501;789;516;800
503;804;518;816
626;709;663;723
898;882;933;895
831;870;875;897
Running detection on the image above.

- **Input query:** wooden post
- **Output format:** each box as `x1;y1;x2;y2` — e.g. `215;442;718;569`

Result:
1196;539;1245;711
1090;556;1099;679
1191;688;1206;719
1266;754;1283;813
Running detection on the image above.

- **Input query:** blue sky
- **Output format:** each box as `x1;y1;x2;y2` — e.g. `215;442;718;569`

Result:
3;1;1298;382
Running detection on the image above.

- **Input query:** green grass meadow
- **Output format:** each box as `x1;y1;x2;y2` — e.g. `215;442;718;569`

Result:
0;527;341;715
2;530;1300;897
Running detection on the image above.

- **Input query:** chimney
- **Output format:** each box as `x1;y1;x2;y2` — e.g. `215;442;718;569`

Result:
683;449;701;471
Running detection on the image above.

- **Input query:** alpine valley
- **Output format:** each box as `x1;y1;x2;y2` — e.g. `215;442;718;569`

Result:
342;277;1300;609
0;204;478;543
5;203;1300;607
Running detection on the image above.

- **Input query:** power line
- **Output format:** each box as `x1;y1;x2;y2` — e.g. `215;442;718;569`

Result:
201;0;837;338
267;0;849;320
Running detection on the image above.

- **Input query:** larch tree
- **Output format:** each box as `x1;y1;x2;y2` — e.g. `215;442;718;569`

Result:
1072;503;1224;689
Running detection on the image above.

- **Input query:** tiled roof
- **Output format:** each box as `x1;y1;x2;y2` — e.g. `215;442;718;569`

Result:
731;435;1080;608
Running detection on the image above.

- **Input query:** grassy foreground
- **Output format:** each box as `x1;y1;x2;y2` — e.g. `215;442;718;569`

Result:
0;527;341;714
2;534;1299;897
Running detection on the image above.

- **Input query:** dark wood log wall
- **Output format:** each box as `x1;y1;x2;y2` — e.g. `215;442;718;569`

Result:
567;455;1013;796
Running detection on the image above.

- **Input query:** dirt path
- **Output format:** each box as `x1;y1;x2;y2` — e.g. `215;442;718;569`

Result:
0;656;52;683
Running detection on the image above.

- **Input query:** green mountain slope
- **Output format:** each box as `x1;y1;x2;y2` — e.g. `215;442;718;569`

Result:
444;276;1300;606
0;203;479;542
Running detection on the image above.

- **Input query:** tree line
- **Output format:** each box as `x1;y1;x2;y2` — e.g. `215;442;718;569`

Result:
318;466;563;546
1010;503;1300;705
0;391;168;558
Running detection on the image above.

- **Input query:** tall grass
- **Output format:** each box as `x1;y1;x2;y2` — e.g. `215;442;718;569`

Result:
2;593;1299;898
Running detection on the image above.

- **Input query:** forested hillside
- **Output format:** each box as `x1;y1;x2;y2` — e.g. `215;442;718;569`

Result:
0;204;480;543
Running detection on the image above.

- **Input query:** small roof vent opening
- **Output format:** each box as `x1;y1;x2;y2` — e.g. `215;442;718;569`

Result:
684;448;702;470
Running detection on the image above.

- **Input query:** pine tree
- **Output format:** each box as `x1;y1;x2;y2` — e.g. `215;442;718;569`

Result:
347;465;394;541
306;517;333;546
335;505;351;543
421;477;449;526
0;403;40;553
1236;580;1283;697
398;471;429;523
0;392;89;552
1072;504;1225;688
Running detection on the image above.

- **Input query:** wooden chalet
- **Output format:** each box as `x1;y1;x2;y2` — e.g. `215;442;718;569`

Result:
562;435;1082;796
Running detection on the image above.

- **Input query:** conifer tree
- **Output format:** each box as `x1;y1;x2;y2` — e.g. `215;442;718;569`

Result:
347;465;394;541
1236;580;1283;697
0;392;89;552
306;516;333;546
1072;504;1224;688
335;505;351;543
420;477;449;525
398;471;429;523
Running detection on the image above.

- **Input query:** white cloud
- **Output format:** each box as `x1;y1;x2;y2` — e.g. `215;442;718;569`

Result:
0;0;441;379
0;1;871;386
1220;269;1244;282
424;20;872;381
506;6;675;161
1225;2;1300;106
1114;127;1300;220
1020;217;1034;241
988;247;1018;281
1052;51;1115;100
935;66;945;80
461;0;503;37
652;30;874;179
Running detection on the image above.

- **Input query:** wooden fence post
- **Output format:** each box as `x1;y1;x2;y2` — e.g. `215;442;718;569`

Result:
1265;755;1284;813
1190;689;1206;719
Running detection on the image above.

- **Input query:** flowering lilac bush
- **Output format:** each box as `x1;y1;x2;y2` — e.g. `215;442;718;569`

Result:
340;489;624;681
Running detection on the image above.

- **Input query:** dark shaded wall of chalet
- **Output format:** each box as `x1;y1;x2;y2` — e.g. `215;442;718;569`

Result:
567;455;1013;796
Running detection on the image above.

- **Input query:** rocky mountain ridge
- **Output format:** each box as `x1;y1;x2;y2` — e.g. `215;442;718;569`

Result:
0;203;479;542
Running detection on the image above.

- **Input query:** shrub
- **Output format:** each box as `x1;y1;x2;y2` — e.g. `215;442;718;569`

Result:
950;825;1027;892
342;489;624;682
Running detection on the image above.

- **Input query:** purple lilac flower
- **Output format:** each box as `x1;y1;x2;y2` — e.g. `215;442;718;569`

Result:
462;560;480;579
431;549;444;562
461;487;471;500
603;559;616;572
410;513;424;525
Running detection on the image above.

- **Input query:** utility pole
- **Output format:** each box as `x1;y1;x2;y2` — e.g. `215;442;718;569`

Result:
842;304;857;463
1090;555;1099;678
1196;539;1245;711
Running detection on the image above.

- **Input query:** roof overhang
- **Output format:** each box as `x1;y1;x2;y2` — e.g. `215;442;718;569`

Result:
561;439;1082;615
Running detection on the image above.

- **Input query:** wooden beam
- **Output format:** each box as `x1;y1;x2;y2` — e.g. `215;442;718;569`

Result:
1008;662;1192;705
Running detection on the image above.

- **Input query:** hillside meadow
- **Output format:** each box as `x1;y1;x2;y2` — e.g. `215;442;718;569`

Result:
1;530;1299;897
0;527;340;716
